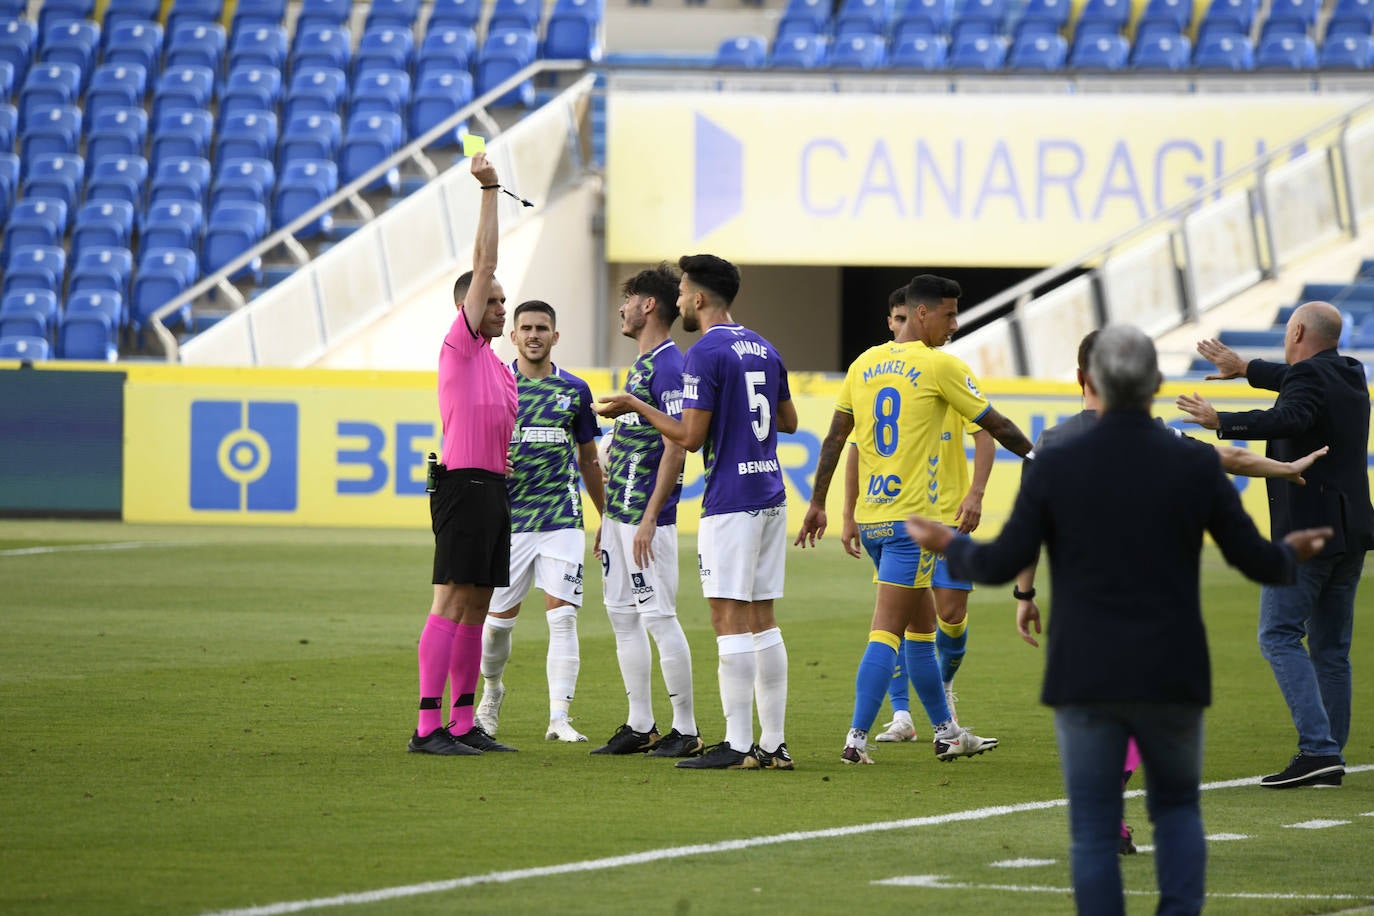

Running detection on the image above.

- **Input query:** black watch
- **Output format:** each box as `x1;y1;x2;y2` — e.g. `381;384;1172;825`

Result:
1012;586;1036;601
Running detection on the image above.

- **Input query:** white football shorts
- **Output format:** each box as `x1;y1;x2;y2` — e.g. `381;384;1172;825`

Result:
490;527;587;612
599;517;679;616
697;503;786;601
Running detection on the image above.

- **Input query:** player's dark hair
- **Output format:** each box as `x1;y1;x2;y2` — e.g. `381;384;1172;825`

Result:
678;254;740;307
453;271;473;305
887;287;907;311
1077;329;1100;375
905;274;946;309
513;300;556;325
938;277;963;300
621;262;681;325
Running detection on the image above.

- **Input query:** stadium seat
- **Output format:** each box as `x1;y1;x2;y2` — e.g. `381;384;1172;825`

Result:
780;0;831;30
0;59;12;103
1265;0;1318;33
1321;33;1374;69
210;157;276;211
273;159;338;237
21;154;84;215
69;246;135;304
0;20;37;90
152;65;216;123
956;0;1008;38
1131;32;1191;69
366;0;420;30
488;0;543;35
3;198;68;259
151;109;215;168
429;0;483;30
1014;0;1071;36
19;63;82;132
166;0;223;32
20;105;82;160
543;8;602;61
220;66;283;119
41;20;100;85
355;26;415;78
410;71;474;144
1069;33;1129;69
291;25;352;73
1193;33;1254;70
229;24;288;71
0;289;59;340
86;109;149;170
103;0;161;32
102;20;163;78
284;67;349;120
149;156;212;206
0;153;19;227
775;13;824;40
165;22;227;73
72;199;136;255
1197;0;1256;42
278;111;344;166
86;153;147;208
214;110;279;164
351;69;413;118
84;62;148;123
231;0;287;37
142;200;205;252
1008;32;1067;70
0;0;22;15
716;35;768;68
476;29;537;106
38;0;94;38
1327;0;1374;36
2;245;66;295
296;0;352;32
340;112;404;192
417;27;478;81
1256;33;1316;68
202;201;268;282
949;34;1007;69
771;34;828;68
0;103;13;153
0;336;51;361
835;0;894;39
829;33;886;68
58;307;118;360
889;34;948;69
131;249;197;334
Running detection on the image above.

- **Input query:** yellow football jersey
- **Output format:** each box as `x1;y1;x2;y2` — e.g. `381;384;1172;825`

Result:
929;402;984;525
836;340;989;524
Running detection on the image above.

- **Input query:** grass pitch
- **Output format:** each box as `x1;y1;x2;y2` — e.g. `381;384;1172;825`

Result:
1;521;1371;915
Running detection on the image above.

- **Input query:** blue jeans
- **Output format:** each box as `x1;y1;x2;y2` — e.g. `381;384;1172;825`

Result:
1055;703;1206;916
1258;549;1365;758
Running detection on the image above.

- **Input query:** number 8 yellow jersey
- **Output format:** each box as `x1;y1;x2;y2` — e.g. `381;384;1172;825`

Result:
836;340;990;525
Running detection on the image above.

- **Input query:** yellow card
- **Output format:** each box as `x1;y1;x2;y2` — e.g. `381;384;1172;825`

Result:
462;134;486;156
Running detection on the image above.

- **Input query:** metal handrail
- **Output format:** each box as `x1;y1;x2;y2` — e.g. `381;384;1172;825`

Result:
953;93;1374;348
150;58;588;360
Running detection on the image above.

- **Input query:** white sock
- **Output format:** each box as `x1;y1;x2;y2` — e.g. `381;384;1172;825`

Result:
646;613;696;736
481;614;517;681
718;633;756;752
753;627;788;753
546;606;580;720
607;607;655;732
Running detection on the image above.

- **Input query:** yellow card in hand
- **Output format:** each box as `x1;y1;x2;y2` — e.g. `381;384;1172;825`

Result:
463;134;486;156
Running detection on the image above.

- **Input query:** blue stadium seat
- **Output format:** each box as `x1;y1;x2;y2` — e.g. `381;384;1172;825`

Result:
86;153;147;208
1197;0;1255;42
715;35;768;68
166;0;223;32
780;0;830;29
0;153;19;227
0;20;38;90
366;0;420;30
278;111;343;166
132;246;197;332
771;34;828;68
1327;0;1374;36
949;34;1007;69
352;69;412;117
86;108;148;168
215;110;279;164
72;199;136;255
1136;5;1189;42
835;0;894;39
1218;328;1286;348
103;20;163;78
544;8;602;61
1358;258;1374;279
165;21;227;73
956;0;1008;37
1256;33;1316;68
229;24;288;71
3;198;68;257
70;246;135;304
0;104;16;155
1008;32;1066;69
152;64;216;123
202;201;268;282
41;20;100;85
20;105;82;160
341;112;404;192
149;156;212;206
1321;33;1374;69
1014;0;1071;36
22;154;84;214
774;16;822;40
220;66;283;119
1193;33;1254;69
1069;33;1128;69
19;63;82;132
3;245;67;295
152;108;215;167
488;0;543;35
0;0;23;16
38;0;94;38
0;336;51;361
889;34;947;69
274;159;338;237
0;60;12;103
476;29;537;106
1131;32;1191;69
291;25;352;72
296;0;352;32
1265;0;1318;33
59;307;118;360
429;0;483;30
231;0;287;36
103;0;161;32
355;26;415;78
411;71;474;144
210;157;276;211
829;33;886;68
142;200;205;252
84;62;148;123
1075;0;1130;38
284;67;348;119
417;27;478;80
0;289;60;341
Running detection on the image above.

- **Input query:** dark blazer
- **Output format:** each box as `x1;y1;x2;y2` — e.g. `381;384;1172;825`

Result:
945;410;1296;708
1216;348;1374;557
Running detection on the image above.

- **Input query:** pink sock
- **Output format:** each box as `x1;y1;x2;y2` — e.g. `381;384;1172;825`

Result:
1124;737;1141;776
416;615;459;736
448;623;483;734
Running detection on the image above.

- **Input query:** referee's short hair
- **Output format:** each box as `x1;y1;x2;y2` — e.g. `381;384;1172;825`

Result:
453;271;474;305
679;254;740;307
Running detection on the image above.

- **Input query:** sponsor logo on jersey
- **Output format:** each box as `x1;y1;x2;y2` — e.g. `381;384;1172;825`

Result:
520;426;570;443
738;459;780;475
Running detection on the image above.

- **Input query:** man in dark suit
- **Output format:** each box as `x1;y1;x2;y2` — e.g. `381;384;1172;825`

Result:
907;325;1332;916
1178;301;1374;789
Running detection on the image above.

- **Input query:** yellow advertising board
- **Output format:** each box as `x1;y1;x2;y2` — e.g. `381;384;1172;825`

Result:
122;366;1374;539
606;92;1364;267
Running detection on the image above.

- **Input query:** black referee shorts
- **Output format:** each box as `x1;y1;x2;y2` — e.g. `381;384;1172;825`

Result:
430;468;511;588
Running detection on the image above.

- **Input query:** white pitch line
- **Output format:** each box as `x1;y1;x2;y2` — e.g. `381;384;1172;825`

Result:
990;858;1058;868
1284;819;1352;829
872;875;1374;902
201;764;1374;916
0;541;171;557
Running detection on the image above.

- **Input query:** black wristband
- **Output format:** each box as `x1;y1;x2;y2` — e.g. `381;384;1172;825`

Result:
481;184;500;190
1012;586;1036;601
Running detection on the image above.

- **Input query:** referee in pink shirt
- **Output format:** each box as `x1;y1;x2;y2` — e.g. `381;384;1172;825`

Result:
408;152;521;756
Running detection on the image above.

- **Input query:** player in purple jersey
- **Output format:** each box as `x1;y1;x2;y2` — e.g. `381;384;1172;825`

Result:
596;254;799;771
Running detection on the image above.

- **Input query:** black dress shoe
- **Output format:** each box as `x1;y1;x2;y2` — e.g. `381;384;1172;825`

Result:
1260;753;1344;788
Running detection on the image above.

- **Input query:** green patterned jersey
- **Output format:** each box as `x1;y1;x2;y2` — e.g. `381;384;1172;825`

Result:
508;364;601;533
606;341;685;527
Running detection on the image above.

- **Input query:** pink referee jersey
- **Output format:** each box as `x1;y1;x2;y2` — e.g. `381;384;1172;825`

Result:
438;307;517;474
